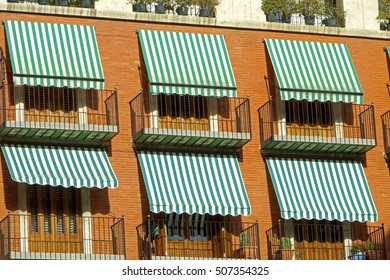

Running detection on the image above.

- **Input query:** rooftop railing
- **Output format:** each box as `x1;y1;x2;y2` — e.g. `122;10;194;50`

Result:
6;0;95;8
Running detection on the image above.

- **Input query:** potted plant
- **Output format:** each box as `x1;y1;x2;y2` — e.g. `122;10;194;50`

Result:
297;0;324;25
364;241;382;260
155;0;171;14
175;0;192;15
348;245;366;260
377;0;390;30
131;0;151;13
321;5;346;27
279;237;293;260
261;0;297;23
197;0;220;18
237;232;257;259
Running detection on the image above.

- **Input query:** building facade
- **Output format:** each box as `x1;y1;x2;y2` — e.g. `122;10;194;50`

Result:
0;0;389;260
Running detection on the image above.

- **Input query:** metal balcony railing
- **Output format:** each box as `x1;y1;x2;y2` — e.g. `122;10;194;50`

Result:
266;220;386;260
258;99;376;154
381;110;390;159
6;0;95;8
130;92;251;144
136;217;260;260
0;84;118;128
0;213;125;260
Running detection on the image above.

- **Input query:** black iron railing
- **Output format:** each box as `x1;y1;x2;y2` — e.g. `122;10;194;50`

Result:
130;92;251;139
258;99;376;148
7;0;95;8
136;217;260;260
0;84;118;131
381;110;390;158
0;213;125;260
131;1;219;18
266;220;386;260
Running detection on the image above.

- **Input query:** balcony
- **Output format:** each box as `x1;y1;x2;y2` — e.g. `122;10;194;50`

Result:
130;92;251;152
258;100;376;157
381;110;390;161
136;217;259;260
0;213;125;260
0;84;118;147
266;220;387;260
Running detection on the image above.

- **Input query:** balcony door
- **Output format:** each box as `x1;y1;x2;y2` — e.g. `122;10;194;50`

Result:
23;86;78;124
294;220;344;260
155;94;209;131
27;185;83;254
285;100;335;138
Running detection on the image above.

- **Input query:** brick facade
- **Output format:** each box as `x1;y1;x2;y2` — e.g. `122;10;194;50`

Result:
0;11;389;260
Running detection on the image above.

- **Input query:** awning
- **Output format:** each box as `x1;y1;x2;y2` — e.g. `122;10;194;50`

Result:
137;151;251;216
264;38;363;104
137;29;237;97
4;20;104;89
1;144;118;188
266;157;377;222
386;47;390;58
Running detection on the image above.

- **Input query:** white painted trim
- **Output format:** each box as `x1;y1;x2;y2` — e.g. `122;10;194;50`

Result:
17;183;28;253
208;97;218;132
343;221;352;259
80;188;92;254
149;95;158;129
14;86;24;122
77;89;87;124
333;102;344;138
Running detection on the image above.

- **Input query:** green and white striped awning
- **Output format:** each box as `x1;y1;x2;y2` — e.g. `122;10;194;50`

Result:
137;29;237;97
137;151;251;216
264;38;363;104
266;157;377;222
1;144;118;188
4;20;105;89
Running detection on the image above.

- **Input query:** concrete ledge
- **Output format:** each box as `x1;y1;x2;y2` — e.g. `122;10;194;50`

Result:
1;3;390;40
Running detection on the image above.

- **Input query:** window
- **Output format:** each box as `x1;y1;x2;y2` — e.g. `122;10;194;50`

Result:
157;94;207;119
24;86;77;123
285;100;333;126
294;220;343;243
28;185;79;234
166;213;209;241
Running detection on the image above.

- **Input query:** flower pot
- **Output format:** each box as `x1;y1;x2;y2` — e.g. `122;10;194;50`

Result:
155;4;165;14
366;250;382;260
322;18;337;27
133;3;147;13
81;0;92;8
266;12;282;22
304;15;315;25
199;8;210;17
282;14;291;23
176;6;189;16
236;246;257;259
348;252;367;260
58;0;68;6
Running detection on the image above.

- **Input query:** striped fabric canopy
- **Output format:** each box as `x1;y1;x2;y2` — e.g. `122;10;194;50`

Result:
4;20;105;89
1;144;118;188
137;151;251;216
266;157;377;222
264;38;363;104
137;29;237;97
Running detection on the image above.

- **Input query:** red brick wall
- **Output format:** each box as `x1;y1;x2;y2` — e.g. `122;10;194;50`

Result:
0;12;389;260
